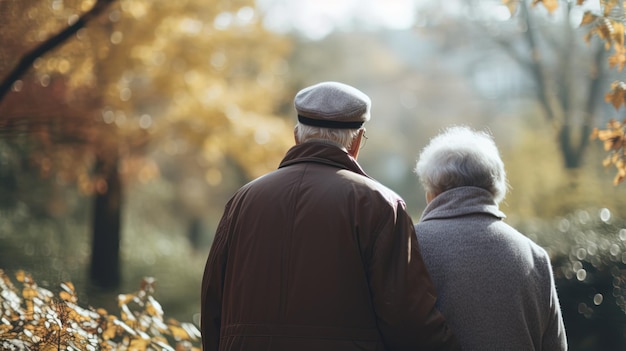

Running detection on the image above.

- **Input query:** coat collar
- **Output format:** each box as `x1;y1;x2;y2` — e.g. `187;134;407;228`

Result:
279;141;371;178
420;186;506;222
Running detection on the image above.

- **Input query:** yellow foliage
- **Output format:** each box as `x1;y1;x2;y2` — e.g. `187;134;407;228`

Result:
580;2;626;55
576;3;626;186
0;269;201;350
0;0;294;191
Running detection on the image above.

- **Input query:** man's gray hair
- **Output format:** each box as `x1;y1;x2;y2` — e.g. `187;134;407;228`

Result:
295;123;362;150
415;126;507;204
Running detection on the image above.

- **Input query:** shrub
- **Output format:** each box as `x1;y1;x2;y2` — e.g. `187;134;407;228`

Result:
517;207;626;350
0;270;201;351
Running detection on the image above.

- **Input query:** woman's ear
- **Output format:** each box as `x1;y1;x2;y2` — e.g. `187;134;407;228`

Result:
426;191;436;204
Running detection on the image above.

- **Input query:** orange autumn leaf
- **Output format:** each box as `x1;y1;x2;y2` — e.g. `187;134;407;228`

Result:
605;81;626;109
532;0;560;13
146;296;164;318
580;11;598;26
608;49;626;71
599;17;615;42
592;119;626;185
118;293;136;307
598;130;624;150
502;0;519;15
169;324;192;341
542;0;560;13
612;21;625;47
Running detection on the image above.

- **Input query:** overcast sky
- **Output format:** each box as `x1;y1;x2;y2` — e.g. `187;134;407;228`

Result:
257;0;423;39
256;0;603;40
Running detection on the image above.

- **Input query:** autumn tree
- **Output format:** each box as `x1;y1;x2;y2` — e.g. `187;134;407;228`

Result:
0;0;293;288
576;0;626;185
503;1;626;185
501;0;626;186
413;0;619;172
503;0;626;176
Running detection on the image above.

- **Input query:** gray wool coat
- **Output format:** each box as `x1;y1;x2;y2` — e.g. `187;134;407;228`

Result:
415;186;567;351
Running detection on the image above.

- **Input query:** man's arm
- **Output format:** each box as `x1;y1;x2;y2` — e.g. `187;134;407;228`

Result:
201;200;234;351
368;201;460;351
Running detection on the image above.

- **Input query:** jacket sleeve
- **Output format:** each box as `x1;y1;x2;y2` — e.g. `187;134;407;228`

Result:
541;255;568;351
368;200;460;351
201;199;234;351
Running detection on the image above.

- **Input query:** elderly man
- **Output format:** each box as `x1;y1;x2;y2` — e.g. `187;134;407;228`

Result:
201;81;459;351
413;126;568;350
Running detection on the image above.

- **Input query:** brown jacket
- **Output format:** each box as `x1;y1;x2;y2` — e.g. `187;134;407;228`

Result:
201;142;459;351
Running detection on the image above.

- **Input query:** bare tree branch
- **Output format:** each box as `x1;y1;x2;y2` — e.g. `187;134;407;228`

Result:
0;0;116;103
520;1;556;122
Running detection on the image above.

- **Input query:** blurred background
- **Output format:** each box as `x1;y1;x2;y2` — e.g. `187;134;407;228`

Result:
2;0;626;349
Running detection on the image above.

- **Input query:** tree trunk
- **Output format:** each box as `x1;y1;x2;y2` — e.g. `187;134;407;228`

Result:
89;151;122;289
558;125;583;169
557;42;605;170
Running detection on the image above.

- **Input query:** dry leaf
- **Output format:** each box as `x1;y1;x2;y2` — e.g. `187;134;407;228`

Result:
502;0;518;15
580;11;598;26
612;21;625;47
608;48;626;71
541;0;560;13
605;81;626;109
592;119;626;185
0;271;201;350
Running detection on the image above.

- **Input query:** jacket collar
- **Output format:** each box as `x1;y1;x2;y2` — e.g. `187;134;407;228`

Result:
279;141;371;178
420;186;506;222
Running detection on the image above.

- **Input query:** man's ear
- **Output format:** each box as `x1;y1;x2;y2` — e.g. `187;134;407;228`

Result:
347;128;365;159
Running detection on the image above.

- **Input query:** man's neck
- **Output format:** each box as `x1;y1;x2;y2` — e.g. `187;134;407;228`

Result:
302;138;347;152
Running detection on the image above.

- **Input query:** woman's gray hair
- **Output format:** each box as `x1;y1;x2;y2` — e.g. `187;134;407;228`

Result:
295;123;362;150
415;126;507;204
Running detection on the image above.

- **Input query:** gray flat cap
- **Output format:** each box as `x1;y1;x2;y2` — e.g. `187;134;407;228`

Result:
295;81;371;129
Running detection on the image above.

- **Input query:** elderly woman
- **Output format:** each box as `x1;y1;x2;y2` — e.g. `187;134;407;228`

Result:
413;126;567;350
